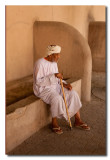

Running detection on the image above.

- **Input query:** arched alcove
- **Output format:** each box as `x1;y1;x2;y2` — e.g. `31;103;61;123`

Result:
88;21;106;72
33;21;92;101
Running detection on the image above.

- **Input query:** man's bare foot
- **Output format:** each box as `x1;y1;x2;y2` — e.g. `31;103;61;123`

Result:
74;120;90;131
52;127;63;134
52;117;59;128
51;117;63;134
52;123;59;128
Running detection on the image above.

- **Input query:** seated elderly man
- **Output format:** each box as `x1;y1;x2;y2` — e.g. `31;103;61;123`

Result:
33;45;90;134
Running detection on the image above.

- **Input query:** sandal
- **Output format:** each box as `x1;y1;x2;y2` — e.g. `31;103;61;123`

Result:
52;127;63;134
74;123;90;131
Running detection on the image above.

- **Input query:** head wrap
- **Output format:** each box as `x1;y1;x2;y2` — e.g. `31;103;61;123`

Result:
46;45;61;56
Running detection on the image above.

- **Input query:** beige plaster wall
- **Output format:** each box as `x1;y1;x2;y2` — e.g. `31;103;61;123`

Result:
88;22;106;72
6;5;105;82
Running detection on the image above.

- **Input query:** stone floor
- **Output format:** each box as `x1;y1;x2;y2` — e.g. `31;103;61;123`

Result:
8;72;106;156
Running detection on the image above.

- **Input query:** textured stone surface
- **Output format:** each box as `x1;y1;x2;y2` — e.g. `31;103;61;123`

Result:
7;73;106;155
6;100;52;153
6;95;37;114
92;71;106;88
8;96;106;155
92;87;105;101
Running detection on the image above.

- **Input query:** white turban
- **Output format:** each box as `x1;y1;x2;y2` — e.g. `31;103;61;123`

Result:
47;45;61;56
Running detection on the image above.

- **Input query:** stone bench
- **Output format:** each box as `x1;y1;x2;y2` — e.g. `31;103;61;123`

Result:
6;75;33;107
6;75;81;153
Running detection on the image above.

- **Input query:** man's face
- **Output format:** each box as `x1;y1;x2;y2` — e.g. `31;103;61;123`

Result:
51;53;60;62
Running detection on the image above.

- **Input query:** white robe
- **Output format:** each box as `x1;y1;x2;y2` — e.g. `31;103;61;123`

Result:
33;58;82;121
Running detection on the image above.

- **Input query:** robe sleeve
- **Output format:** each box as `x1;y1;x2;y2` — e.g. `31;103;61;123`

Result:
34;62;58;87
55;64;67;84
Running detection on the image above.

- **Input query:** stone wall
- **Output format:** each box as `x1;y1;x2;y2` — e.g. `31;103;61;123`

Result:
88;22;106;72
6;6;105;82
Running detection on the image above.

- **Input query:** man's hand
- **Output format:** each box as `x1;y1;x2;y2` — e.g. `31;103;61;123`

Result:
63;83;72;91
55;73;63;79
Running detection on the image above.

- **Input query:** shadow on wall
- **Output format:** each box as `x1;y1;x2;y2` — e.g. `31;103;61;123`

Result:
34;21;83;79
33;21;92;101
88;21;106;72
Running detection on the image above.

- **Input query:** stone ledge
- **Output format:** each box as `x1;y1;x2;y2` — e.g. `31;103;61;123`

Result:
6;75;33;106
6;95;38;115
6;79;81;153
6;99;51;153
